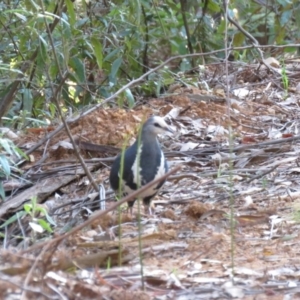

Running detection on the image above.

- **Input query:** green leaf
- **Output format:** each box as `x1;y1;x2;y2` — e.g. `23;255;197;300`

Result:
0;211;27;228
26;0;40;10
0;181;5;201
49;103;56;117
31;196;37;212
129;0;141;24
45;213;56;226
277;0;292;7
24;203;32;214
11;147;22;159
69;57;86;82
233;32;245;47
65;0;76;26
207;0;221;13
110;57;122;79
36;207;56;226
104;49;120;62
36;38;48;71
179;58;191;72
0;139;13;155
124;88;135;108
155;80;162;97
217;19;226;34
38;219;53;233
98;86;110;98
44;12;69;26
284;47;298;53
117;97;124;108
91;37;103;69
295;6;300;28
75;17;89;28
22;88;33;114
0;155;10;176
0;64;24;74
280;10;292;26
14;12;27;21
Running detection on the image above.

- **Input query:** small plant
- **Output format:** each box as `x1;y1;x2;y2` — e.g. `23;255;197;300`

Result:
0;196;56;240
281;63;289;98
0;154;9;200
0;135;28;200
23;196;56;234
261;177;268;189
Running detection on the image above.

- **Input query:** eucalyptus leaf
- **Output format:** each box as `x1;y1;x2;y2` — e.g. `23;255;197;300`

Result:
104;49;120;62
22;88;33;114
124;88;135;108
0;181;5;200
110;57;122;79
69;57;86;83
91;37;103;69
0;211;27;228
65;0;76;26
0;139;13;155
207;0;221;13
14;12;27;21
0;155;10;176
45;213;57;226
280;10;292;26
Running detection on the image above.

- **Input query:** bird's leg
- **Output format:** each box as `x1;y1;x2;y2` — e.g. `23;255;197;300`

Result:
127;206;134;215
127;201;135;215
144;205;151;215
143;197;155;215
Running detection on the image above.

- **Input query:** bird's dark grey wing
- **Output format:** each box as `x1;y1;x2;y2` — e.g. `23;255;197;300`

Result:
109;154;122;191
122;144;138;190
138;143;161;183
138;141;167;190
109;142;138;192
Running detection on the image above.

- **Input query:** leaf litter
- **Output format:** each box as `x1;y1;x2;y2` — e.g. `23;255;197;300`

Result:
2;61;300;298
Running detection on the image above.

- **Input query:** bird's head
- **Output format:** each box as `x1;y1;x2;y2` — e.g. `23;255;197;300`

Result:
142;116;174;136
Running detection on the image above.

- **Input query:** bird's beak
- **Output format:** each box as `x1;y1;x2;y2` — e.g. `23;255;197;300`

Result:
166;126;175;134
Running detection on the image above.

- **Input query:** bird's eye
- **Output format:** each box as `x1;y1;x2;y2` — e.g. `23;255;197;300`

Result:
154;123;160;127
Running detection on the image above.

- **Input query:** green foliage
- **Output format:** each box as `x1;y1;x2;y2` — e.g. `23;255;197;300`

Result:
281;62;289;92
3;111;49;129
233;0;300;47
1;0;300;123
23;196;56;233
0;135;27;200
0;196;56;240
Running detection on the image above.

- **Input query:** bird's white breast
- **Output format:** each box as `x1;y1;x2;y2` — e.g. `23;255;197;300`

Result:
131;144;143;187
126;144;166;198
155;151;166;179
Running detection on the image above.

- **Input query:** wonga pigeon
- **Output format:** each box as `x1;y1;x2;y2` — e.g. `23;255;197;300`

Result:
109;116;174;214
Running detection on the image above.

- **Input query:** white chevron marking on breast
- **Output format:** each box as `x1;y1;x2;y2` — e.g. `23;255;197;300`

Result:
124;145;165;199
131;144;143;187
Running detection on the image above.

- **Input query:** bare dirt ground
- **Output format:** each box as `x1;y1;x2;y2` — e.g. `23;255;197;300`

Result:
2;59;300;299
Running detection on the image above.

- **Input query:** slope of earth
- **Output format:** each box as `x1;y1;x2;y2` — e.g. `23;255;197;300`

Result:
2;59;300;299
